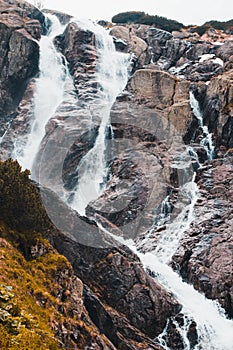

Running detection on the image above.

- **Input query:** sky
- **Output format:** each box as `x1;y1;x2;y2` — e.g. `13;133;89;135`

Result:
29;0;233;26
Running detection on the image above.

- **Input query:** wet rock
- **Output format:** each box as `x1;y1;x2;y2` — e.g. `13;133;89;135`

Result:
202;69;233;149
56;21;98;102
110;25;149;67
43;8;72;25
0;78;35;160
86;68;192;240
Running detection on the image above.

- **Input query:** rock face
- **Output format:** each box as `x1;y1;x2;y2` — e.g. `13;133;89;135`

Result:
109;23;228;81
87;68;193;239
50;228;180;349
200;69;233;150
57;21;98;103
0;0;44;137
110;25;150;67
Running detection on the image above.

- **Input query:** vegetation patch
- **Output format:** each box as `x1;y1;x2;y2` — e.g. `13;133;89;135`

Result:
0;159;52;252
112;11;185;32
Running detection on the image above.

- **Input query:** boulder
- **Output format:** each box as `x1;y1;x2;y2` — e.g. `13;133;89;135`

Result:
216;41;233;62
110;25;149;67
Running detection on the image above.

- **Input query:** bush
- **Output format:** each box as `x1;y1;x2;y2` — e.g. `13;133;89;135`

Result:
0;159;51;243
195;19;233;35
112;11;185;32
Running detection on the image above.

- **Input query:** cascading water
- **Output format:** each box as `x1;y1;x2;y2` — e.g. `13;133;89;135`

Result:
69;19;129;216
135;249;233;350
0;122;10;144
13;14;68;173
129;170;233;349
129;93;233;348
189;91;214;160
153;175;199;264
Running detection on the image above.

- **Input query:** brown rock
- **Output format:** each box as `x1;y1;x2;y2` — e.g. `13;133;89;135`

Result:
128;69;176;109
50;228;181;342
110;25;149;67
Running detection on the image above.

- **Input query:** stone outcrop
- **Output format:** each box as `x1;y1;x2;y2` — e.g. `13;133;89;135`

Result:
110;25;150;67
56;21;98;103
200;69;233;150
0;0;44;137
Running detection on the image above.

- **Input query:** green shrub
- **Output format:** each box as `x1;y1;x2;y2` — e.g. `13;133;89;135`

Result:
112;11;185;32
0;159;51;246
195;19;233;35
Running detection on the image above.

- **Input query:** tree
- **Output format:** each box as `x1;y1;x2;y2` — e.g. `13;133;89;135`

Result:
0;159;51;237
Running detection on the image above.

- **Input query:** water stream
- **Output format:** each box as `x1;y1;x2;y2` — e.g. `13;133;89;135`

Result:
189;91;214;160
69;19;129;215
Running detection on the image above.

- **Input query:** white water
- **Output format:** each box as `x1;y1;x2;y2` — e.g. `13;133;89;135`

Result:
153;176;199;264
13;14;68;172
189;91;214;160
70;19;129;216
129;169;233;348
130;92;233;348
135;249;233;350
0;122;10;144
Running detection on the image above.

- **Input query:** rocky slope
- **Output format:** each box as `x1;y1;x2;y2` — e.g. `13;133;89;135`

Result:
0;235;116;350
0;0;233;349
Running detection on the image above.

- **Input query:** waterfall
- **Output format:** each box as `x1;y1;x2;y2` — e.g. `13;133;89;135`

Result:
13;14;68;173
153;176;199;264
130;173;233;349
189;91;214;160
0;122;10;144
69;19;129;216
130;93;233;348
6;11;232;350
135;249;233;350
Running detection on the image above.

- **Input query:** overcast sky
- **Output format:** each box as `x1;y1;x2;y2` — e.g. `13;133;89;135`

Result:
29;0;233;26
